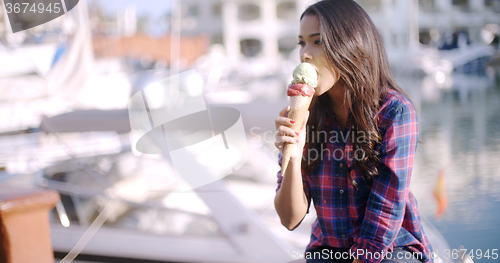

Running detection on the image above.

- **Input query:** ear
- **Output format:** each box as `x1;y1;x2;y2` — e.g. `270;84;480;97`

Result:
334;68;342;83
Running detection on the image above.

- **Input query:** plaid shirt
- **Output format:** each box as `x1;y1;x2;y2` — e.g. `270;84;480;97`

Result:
276;89;433;263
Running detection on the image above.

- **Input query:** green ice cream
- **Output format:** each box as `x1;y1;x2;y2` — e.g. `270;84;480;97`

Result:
291;62;318;88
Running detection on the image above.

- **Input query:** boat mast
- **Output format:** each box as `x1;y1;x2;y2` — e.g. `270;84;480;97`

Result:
409;0;420;51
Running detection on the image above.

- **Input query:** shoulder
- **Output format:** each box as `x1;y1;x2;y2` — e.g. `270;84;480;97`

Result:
377;88;417;128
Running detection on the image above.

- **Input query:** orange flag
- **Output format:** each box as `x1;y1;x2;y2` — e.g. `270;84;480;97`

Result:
433;169;448;219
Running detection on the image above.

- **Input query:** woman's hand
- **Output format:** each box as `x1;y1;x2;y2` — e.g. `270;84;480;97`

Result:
274;106;309;161
352;259;363;263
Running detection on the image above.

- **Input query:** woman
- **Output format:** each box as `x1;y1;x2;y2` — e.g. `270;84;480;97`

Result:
274;1;433;263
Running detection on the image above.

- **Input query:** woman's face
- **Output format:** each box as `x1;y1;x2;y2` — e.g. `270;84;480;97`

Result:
298;15;339;96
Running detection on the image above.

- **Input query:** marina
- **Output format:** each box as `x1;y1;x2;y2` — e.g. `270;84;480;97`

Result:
0;0;499;262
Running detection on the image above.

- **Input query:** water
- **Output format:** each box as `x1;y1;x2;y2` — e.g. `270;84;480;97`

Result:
397;68;500;263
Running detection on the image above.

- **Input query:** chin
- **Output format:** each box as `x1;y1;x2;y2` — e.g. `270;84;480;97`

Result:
314;87;328;96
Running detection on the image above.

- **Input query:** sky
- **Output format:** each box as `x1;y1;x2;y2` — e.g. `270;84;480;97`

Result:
91;0;173;35
97;0;172;17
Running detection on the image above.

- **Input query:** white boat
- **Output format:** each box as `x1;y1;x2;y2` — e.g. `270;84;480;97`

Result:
420;31;496;75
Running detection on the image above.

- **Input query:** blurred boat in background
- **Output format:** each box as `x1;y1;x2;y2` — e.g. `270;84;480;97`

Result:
420;31;496;76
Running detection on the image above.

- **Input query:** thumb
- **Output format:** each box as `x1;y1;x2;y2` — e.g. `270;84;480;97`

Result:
300;111;310;133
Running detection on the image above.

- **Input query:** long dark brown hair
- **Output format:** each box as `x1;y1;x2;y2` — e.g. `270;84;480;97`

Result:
300;0;412;191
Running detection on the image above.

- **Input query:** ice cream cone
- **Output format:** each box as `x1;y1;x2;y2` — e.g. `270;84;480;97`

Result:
281;94;313;175
280;62;317;176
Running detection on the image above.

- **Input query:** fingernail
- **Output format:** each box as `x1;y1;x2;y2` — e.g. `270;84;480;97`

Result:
290;120;295;124
295;132;299;136
295;139;299;143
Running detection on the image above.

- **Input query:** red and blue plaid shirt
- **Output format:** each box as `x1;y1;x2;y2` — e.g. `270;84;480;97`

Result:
276;89;433;263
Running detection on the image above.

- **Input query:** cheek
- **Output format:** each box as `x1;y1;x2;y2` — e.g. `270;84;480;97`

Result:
315;71;335;95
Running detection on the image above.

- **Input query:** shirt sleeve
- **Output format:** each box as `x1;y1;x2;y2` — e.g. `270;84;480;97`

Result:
276;152;312;213
351;102;419;263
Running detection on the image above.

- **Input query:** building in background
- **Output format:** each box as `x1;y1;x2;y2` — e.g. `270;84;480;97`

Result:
417;0;500;45
359;0;500;61
2;0;498;75
176;0;500;74
179;0;311;64
92;34;209;69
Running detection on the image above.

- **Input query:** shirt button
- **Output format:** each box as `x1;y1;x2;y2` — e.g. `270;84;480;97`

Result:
341;234;346;238
340;163;344;168
340;189;344;194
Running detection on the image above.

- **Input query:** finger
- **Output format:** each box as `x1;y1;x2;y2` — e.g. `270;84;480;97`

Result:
275;136;297;150
275;116;295;129
276;135;298;145
274;140;282;150
277;116;295;125
279;105;290;117
278;125;299;138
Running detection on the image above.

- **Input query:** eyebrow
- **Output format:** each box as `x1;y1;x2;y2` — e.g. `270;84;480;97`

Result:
298;33;320;38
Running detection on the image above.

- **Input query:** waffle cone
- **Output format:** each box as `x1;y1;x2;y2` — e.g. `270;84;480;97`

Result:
281;95;313;175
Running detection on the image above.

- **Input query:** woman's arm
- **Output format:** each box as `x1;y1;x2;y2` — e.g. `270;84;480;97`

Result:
274;107;310;230
274;155;309;230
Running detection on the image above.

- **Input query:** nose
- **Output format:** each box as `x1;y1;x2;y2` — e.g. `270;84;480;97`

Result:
300;47;312;62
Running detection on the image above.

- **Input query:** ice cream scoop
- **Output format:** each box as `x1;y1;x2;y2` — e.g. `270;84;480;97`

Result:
291;62;318;87
281;63;317;175
287;83;315;97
